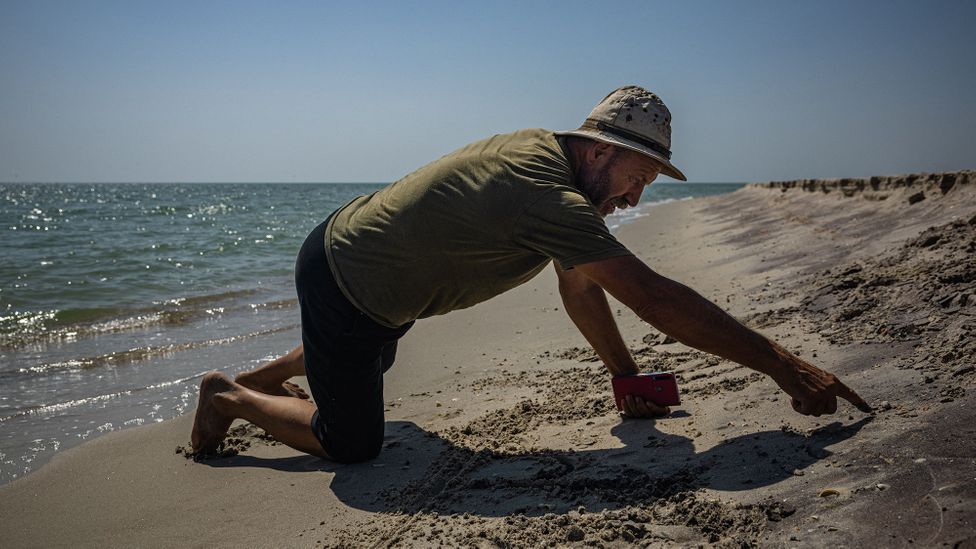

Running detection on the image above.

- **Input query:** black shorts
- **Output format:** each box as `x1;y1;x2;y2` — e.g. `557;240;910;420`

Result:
295;219;413;463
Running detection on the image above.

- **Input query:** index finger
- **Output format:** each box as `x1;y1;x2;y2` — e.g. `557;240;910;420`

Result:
836;379;872;413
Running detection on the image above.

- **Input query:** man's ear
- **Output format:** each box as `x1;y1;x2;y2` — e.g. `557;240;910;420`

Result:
586;142;615;166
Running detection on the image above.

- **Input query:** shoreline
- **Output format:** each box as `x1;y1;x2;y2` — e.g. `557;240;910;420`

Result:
2;171;974;547
0;182;742;486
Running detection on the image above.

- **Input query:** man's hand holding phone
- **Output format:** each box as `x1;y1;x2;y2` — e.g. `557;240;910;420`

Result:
612;372;680;418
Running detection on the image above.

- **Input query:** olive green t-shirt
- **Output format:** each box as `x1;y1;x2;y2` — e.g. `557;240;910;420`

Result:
324;128;633;328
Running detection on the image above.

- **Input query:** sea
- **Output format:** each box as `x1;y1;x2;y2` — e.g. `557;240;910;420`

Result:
0;181;743;484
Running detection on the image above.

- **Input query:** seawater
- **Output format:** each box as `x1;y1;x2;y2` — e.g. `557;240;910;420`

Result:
0;181;742;483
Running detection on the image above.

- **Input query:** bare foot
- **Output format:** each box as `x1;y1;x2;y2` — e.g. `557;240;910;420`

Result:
235;371;309;400
191;371;236;455
281;381;310;400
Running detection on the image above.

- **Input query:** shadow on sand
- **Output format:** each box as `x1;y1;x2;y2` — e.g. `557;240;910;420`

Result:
201;416;872;517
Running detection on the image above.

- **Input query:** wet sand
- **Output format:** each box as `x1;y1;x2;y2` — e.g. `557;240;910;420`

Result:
1;171;974;547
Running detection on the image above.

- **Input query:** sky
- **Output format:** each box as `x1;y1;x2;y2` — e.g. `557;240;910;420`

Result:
1;0;974;183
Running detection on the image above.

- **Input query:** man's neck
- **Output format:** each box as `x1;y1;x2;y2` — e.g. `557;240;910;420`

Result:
560;136;585;186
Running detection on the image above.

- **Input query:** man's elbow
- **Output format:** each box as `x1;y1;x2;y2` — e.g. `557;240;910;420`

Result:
629;277;697;336
629;280;678;328
632;300;662;327
557;272;600;301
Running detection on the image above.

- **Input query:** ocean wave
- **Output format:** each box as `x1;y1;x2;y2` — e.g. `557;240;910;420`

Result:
0;288;292;350
11;323;298;376
605;196;699;230
154;288;259;308
0;370;211;423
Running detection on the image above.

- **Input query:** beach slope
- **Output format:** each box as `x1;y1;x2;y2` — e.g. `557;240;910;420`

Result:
2;171;974;547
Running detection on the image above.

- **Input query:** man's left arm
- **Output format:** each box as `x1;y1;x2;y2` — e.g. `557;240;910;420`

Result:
574;255;871;417
554;263;669;417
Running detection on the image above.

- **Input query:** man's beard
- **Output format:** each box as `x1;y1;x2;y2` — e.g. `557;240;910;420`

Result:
576;152;619;214
579;170;611;209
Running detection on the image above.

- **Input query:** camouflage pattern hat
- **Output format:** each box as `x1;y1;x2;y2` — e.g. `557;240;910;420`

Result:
556;85;687;181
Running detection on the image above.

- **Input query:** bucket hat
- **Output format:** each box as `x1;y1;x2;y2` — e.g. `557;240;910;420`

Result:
556;85;686;181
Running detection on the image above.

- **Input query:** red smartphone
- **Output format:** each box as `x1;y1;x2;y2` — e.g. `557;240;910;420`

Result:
611;372;680;410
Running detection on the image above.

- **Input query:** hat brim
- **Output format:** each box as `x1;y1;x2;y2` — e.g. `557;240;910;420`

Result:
554;129;687;182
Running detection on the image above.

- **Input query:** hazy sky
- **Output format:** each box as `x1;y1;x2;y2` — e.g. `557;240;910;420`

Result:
1;1;974;183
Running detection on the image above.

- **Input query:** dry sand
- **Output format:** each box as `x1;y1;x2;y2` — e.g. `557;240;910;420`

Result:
1;171;974;547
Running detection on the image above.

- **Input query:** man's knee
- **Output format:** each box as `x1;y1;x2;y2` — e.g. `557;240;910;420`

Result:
327;427;383;464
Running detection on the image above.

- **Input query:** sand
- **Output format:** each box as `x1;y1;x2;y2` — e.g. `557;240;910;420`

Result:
1;171;974;547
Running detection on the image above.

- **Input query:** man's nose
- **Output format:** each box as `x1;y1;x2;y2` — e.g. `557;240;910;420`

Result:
626;185;644;207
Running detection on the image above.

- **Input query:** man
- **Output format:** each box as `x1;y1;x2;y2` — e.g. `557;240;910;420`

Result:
191;86;870;463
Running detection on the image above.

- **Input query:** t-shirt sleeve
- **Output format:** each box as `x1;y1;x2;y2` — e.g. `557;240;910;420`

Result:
512;187;633;269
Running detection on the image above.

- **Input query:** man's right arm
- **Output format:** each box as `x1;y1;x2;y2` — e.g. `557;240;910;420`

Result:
574;255;871;416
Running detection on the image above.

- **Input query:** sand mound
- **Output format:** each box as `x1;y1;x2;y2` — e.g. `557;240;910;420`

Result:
175;422;280;460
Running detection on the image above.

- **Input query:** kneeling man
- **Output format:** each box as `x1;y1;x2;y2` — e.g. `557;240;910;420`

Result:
192;86;869;462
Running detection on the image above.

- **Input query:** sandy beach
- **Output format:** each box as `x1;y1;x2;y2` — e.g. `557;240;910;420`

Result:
1;171;974;547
